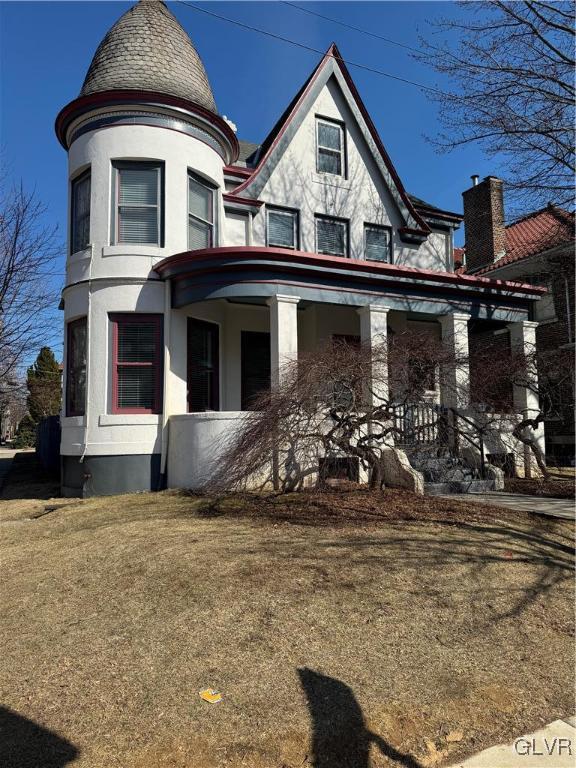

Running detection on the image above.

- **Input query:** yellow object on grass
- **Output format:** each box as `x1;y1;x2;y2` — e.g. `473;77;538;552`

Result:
199;688;222;704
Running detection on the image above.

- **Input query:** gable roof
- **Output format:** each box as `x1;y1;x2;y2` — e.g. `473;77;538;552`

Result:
476;204;574;275
228;43;432;241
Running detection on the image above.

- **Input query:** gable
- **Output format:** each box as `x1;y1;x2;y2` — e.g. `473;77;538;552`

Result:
230;45;430;242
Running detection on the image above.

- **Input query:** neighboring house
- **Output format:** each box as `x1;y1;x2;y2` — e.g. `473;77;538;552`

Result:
459;176;575;464
56;0;545;496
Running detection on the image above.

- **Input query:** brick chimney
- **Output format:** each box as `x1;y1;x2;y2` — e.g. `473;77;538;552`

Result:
462;175;506;272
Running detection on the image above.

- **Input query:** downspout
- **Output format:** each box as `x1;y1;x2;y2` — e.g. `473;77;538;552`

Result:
563;276;572;344
79;247;93;466
159;277;171;488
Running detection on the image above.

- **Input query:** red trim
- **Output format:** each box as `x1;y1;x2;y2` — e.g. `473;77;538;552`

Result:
228;44;429;236
224;165;252;178
229;49;328;197
111;313;163;414
412;204;463;222
66;317;87;417
222;193;263;208
55;90;239;161
154;246;546;296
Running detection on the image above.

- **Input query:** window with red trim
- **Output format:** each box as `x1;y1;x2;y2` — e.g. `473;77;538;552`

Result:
111;314;163;414
66;317;87;416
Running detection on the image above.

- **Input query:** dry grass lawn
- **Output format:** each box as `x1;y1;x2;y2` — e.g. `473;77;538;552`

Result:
0;481;574;768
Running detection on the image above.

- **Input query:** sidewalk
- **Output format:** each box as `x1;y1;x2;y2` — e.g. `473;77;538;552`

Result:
450;717;575;767
443;491;575;520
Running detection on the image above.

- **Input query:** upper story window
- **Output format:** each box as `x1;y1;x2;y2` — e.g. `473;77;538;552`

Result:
315;215;348;257
66;317;87;416
71;170;91;254
113;162;163;246
267;207;298;250
111;314;163;414
316;118;345;176
364;224;392;263
188;173;216;250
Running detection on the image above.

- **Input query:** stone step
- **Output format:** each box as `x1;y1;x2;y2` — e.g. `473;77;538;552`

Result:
425;479;496;495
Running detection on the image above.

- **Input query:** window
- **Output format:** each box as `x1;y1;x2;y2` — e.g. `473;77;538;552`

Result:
66;317;87;416
71;171;91;254
241;331;270;410
267;207;298;249
364;224;392;263
315;215;348;257
316;118;345;176
187;318;219;411
114;163;162;245
111;314;163;413
188;173;215;250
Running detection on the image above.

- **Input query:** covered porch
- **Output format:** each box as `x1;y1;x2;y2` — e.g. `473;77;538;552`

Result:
155;247;545;490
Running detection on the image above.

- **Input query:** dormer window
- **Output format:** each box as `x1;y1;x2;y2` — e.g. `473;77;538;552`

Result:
188;173;216;250
316;118;345;176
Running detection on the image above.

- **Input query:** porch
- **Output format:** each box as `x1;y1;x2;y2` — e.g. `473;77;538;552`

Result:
156;247;545;491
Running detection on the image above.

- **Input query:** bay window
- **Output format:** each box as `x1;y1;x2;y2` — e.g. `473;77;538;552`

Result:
188;173;215;250
66;317;87;416
111;314;163;413
113;162;162;245
315;215;348;257
71;170;91;254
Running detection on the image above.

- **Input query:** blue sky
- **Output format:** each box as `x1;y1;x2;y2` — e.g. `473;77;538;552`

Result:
0;1;507;355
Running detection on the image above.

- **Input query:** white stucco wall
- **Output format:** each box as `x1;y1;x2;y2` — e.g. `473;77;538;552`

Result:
67;124;225;285
248;77;454;272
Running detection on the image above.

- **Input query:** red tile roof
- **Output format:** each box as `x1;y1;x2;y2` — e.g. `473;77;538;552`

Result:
477;204;574;275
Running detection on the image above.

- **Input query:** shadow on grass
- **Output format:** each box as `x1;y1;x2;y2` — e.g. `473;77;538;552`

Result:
0;705;79;767
299;668;421;768
193;491;574;624
1;452;60;501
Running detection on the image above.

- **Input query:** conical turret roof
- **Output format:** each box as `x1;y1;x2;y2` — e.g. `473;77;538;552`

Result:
80;0;216;113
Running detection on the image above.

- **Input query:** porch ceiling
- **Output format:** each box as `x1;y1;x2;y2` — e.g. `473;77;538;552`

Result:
154;246;544;322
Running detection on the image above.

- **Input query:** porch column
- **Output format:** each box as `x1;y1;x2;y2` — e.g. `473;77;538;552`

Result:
267;294;300;389
358;304;389;405
439;312;471;409
508;320;545;472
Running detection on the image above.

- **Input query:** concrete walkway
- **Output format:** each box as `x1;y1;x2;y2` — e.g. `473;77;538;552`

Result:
443;491;575;520
450;716;575;767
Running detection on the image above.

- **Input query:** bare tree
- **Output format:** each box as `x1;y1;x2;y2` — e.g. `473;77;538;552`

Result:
419;1;575;214
0;181;61;385
210;329;563;494
209;333;453;493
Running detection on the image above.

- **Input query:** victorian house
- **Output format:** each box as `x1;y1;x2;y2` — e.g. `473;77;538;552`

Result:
57;0;544;496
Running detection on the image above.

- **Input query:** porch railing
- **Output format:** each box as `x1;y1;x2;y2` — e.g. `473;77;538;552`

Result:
393;402;441;446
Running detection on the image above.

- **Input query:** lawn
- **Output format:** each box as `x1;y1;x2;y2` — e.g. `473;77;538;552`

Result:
0;482;574;768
